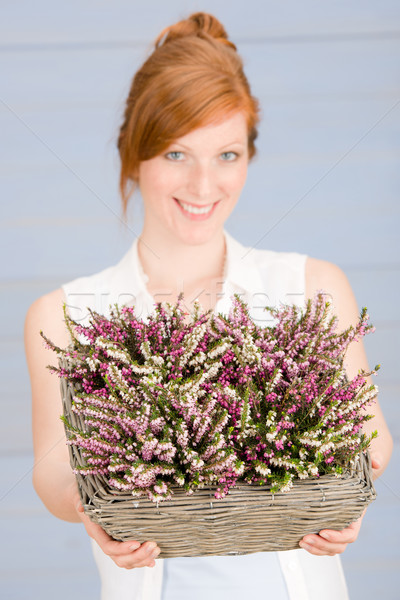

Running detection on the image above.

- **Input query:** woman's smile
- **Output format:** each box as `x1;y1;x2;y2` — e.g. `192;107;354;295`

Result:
174;197;220;219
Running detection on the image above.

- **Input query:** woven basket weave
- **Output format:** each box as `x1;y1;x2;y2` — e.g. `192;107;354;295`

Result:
61;376;376;557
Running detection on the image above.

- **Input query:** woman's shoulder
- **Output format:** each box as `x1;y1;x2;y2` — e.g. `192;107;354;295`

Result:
305;257;361;331
305;257;352;298
25;288;69;366
25;288;66;329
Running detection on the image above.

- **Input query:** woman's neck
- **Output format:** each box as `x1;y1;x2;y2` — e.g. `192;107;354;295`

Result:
137;229;226;295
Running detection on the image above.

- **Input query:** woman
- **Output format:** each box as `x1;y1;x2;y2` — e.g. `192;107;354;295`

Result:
25;12;392;600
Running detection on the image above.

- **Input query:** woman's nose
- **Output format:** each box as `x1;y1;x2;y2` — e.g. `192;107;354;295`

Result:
187;163;214;200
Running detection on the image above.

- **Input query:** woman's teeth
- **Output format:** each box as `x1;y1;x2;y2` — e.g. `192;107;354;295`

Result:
177;200;214;215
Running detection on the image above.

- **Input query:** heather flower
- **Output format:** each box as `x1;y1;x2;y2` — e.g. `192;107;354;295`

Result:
42;293;378;502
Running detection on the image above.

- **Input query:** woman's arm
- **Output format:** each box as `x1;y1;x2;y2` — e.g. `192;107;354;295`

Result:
305;258;392;476
299;258;393;556
25;289;161;568
25;288;80;521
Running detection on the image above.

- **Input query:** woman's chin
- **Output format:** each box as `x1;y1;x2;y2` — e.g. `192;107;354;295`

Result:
172;224;224;247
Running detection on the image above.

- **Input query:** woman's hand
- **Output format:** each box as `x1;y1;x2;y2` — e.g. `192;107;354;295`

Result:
298;457;379;556
76;499;161;569
299;510;365;556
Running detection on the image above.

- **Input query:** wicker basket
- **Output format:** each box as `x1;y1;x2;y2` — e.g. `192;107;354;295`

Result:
61;376;376;558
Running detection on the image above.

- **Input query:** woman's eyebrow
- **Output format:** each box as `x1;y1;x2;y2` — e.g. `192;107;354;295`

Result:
167;140;246;151
218;140;246;149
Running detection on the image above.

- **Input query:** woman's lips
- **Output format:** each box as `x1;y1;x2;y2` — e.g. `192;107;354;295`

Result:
174;198;219;220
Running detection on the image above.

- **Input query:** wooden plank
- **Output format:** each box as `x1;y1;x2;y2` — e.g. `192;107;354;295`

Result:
344;562;400;600
0;47;143;108
0;394;32;455
0;568;98;600
227;209;399;268
243;38;400;98
0;455;46;513
257;98;400;155
2;40;399;111
362;325;400;386
0;107;120;169
344;269;400;321
0;221;135;280
0;339;30;395
369;384;400;441
1;0;399;46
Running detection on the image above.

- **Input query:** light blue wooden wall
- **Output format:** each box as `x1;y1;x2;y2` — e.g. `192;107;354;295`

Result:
1;1;399;598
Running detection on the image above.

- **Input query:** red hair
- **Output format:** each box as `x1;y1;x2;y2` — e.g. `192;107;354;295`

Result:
117;12;260;213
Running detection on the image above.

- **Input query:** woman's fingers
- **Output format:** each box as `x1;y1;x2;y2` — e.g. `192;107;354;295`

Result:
299;511;365;556
299;537;347;556
76;500;160;568
371;454;382;478
299;529;355;555
112;542;161;569
371;457;381;470
78;507;139;555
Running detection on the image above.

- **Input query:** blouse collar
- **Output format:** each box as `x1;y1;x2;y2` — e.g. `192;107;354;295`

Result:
112;230;265;320
128;229;264;297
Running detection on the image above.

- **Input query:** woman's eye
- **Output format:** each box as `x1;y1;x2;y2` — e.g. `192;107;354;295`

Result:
220;151;238;161
166;151;184;161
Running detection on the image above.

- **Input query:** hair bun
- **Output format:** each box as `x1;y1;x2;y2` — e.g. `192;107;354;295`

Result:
155;12;236;50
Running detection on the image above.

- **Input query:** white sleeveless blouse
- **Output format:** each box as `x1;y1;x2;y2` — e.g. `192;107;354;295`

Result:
62;230;349;600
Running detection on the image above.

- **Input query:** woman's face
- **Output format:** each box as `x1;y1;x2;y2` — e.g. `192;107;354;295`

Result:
137;112;249;246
